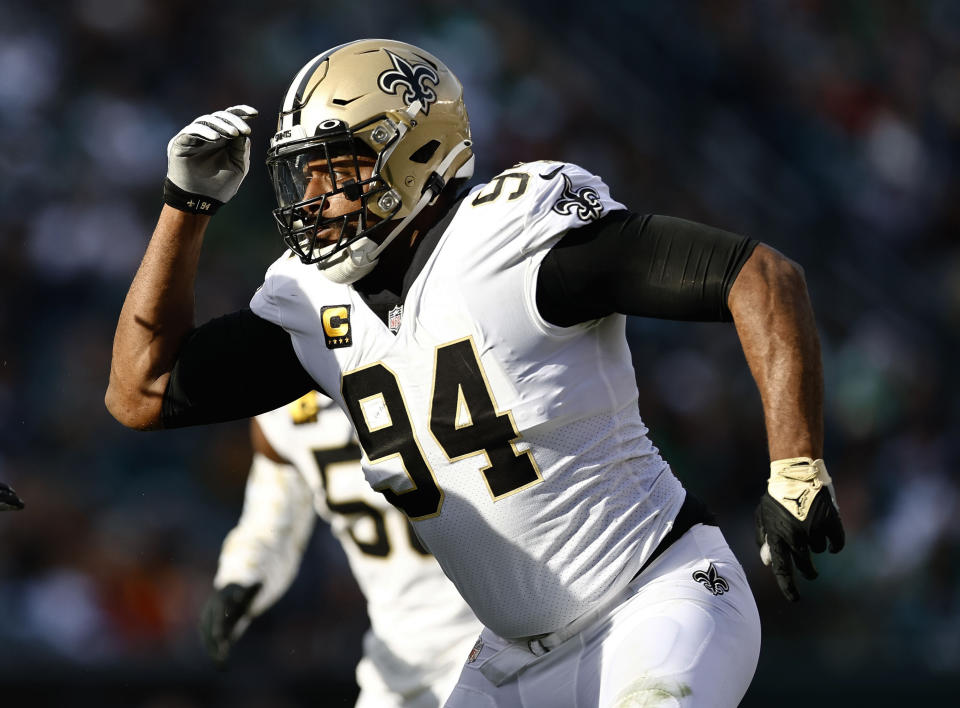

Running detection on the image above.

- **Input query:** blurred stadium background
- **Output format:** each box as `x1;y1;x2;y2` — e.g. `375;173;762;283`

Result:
1;0;958;705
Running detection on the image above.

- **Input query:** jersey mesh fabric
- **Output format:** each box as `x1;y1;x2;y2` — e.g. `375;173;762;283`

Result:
419;402;684;637
251;161;688;639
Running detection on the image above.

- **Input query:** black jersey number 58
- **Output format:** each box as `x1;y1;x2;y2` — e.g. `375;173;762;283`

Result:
341;337;542;520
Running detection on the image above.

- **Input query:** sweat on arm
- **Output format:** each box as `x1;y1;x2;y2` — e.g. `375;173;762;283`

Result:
161;308;320;428
536;212;758;326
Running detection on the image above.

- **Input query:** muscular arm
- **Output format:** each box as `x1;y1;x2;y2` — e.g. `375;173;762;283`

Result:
727;245;822;460
538;212;822;460
731;247;839;602
106;208;318;431
105;206;209;430
540;207;838;601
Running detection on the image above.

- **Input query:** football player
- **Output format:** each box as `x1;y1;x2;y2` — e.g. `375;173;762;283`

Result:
198;391;481;707
0;482;24;511
106;39;845;706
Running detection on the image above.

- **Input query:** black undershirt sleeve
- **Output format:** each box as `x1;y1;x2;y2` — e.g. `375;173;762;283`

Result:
536;211;758;327
161;308;320;428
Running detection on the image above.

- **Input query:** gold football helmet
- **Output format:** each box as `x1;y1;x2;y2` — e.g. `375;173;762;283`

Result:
266;39;474;283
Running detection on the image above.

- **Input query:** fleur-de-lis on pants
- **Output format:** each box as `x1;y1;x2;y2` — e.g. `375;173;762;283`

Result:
692;563;730;596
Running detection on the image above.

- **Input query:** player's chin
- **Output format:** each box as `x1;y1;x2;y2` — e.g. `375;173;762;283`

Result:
303;211;383;253
335;216;383;243
313;226;341;246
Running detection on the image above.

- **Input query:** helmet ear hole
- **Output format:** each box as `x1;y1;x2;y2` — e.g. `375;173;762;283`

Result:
409;140;441;164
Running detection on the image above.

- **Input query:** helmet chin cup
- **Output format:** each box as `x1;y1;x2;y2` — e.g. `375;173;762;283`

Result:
315;236;379;284
311;137;474;283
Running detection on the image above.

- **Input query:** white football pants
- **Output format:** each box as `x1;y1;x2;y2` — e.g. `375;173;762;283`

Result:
444;524;761;707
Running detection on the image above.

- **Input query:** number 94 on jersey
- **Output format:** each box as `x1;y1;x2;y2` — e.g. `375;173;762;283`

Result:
341;337;543;520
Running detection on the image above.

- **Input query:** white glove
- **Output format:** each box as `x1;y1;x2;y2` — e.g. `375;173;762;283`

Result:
163;105;257;214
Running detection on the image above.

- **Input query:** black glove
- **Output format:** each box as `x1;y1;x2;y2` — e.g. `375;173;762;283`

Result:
0;482;24;511
198;582;261;667
755;458;845;602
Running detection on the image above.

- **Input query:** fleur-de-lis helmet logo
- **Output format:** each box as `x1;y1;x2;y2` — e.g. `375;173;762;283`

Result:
377;49;440;114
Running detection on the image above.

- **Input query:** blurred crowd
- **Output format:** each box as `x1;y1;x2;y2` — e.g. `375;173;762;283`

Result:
0;0;957;705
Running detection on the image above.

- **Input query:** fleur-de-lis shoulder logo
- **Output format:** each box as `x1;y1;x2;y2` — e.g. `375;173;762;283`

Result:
692;563;730;596
377;50;440;114
551;173;603;221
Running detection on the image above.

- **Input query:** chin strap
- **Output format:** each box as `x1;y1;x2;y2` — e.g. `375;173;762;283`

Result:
368;139;474;260
317;137;474;284
317;187;438;284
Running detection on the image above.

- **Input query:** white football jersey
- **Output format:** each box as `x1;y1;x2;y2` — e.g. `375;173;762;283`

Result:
215;392;481;702
251;161;687;639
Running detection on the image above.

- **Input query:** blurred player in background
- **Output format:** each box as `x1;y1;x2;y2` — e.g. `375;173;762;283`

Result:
198;390;481;707
0;482;24;511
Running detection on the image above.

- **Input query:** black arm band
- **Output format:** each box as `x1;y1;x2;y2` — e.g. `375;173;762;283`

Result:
537;211;758;326
162;178;224;215
161;308;320;428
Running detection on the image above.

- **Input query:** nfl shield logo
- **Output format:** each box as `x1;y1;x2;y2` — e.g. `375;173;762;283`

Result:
467;637;483;663
387;304;403;333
